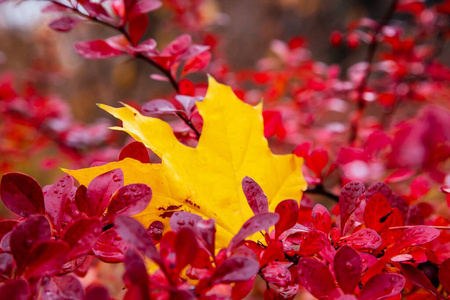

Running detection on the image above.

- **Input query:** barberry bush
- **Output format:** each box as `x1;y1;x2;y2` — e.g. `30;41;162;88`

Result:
0;0;449;299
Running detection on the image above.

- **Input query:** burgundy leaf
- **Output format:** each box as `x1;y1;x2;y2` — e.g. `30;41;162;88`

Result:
261;261;293;287
298;257;337;299
341;228;382;250
297;230;327;255
161;34;192;57
48;16;82;32
104;184;152;220
92;228;128;263
63;218;102;259
399;263;443;299
114;216;162;266
242;176;269;215
74;185;88;216
170;211;203;232
438;258;450;293
229;212;279;250
119;141;150;163
274;200;298;240
231;276;256;300
41;275;85;300
123;249;150;300
311;204;332;233
85;284;110;300
74;40;123;59
0;220;18;241
359;273;405;300
142;99;178;116
0;279;31;300
175;227;199;272
128;14;148;46
86;169;124;217
339;181;365;234
392;225;441;252
0;253;14;279
333;245;362;294
194;219;216;256
10;215;51;274
365;181;392;201
364;193;393;233
25;241;70;279
1;232;11;252
147;220;164;242
1;172;45;217
44;175;74;232
211;256;259;284
60;255;88;275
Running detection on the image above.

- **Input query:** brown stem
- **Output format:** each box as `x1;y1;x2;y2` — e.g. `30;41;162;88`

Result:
348;0;399;144
304;184;339;202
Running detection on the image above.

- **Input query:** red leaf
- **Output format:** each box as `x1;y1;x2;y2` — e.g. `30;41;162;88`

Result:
48;16;82;32
92;228;129;263
259;242;285;267
296;230;327;255
147;220;164;242
170;211;203;232
0;220;18;241
74;40;123;59
293;142;311;158
274;200;298;240
231;276;256;300
178;79;196;96
194;219;216;257
311;204;332;233
391;225;441;252
41;275;85;300
261;261;293;287
182;51;211;77
1;172;45;217
298;258;336;299
229;212;279;250
114;216;162;266
123;249;150;300
242;176;269;215
175;227;199;272
339;181;365;234
104;183;152;220
10;215;51;274
410;176;430;200
142;99;178;116
128;14;148;46
119;141;151;163
359;273;405;300
211;256;259;284
129;0;162;15
262;110;286;139
0;279;31;300
305;148;328;178
44;175;74;232
384;168;415;183
161;34;191;58
364;193;393;233
438;258;450;293
341;228;382;250
25;241;70;279
85;284;110;300
399;263;443;299
86;169;124;217
75;185;88;216
63;218;102;259
333;245;362;294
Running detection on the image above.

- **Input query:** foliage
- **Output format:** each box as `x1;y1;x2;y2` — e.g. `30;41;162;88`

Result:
0;0;449;299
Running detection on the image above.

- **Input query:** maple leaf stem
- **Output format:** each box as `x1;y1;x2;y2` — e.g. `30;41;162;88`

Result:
304;184;339;202
349;0;399;145
175;112;201;139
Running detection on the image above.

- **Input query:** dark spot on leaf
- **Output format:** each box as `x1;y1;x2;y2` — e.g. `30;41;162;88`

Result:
379;211;393;223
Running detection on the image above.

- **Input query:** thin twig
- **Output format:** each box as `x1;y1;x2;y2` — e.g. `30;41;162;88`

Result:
304;184;339;202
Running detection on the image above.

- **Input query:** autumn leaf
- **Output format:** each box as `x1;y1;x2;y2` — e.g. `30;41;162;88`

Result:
65;77;306;249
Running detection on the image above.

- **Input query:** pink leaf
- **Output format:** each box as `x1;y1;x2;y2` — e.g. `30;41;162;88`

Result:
182;51;211;77
74;40;123;59
0;279;31;300
86;169;124;217
359;273;405;300
229;212;279;250
170;211;203;232
384;168;415;183
119;141;150;164
242;176;269;215
392;225;440;251
339;181;365;234
261;261;293;287
0;253;14;278
44;175;74;232
25;241;70;279
142;99;178;116
311;204;332;233
129;0;162;15
274;200;298;240
48;16;82;32
161;34;192;57
1;172;45;217
399;263;443;299
194;219;216;257
62;218;102;259
92;228;129;263
211;256;259;284
298;258;336;299
333;245;362;294
10;215;51;274
41;275;85;300
341;228;382;250
103;183;152;220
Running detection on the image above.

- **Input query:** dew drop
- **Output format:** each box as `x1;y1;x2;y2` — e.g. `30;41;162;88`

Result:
278;273;286;278
112;174;121;182
345;262;354;270
188;220;194;226
177;219;185;226
389;277;396;283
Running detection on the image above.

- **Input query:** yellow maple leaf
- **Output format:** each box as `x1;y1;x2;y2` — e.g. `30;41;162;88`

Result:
65;77;306;249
